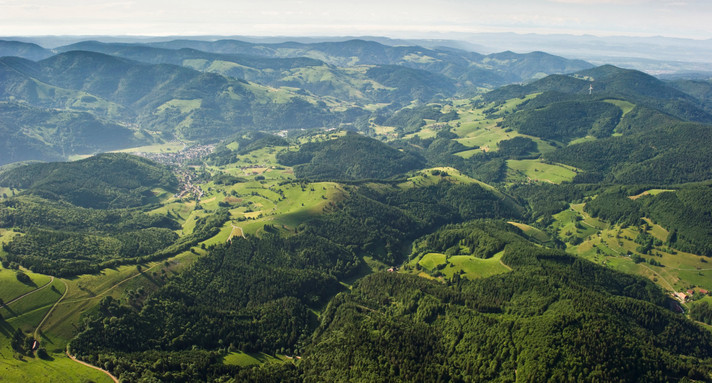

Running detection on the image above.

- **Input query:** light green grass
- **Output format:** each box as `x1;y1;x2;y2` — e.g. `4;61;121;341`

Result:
442;251;511;279
398;167;496;192
629;189;675;200
0;267;52;304
554;201;712;293
156;99;202;114
506;159;578;184
0;343;113;383
111;141;186;154
413;251;510;281
418;253;447;271
568;136;598;145
508;222;550;242
223;351;283;367
603;99;636;117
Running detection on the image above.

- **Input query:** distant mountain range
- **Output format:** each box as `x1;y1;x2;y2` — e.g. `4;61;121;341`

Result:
0;37;597;165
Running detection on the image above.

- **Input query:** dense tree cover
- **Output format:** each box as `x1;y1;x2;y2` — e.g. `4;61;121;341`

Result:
508;183;589;222
0;194;189;276
584;189;644;228
302;181;520;264
0;196;178;232
496;136;538;158
549;121;712;184
3;227;178;276
301;244;712;382
499;100;622;142
379;105;450;134
0;153;177;209
690;301;712;325
0;154;189;275
365;66;456;103
0;101;141;165
69;230;357;379
277;132;426;180
638;185;712;256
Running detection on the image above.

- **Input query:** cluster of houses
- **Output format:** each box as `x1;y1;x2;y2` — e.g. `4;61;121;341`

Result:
173;169;204;201
136;143;215;166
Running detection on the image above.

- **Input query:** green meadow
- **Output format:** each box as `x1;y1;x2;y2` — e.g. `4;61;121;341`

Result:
409;250;511;281
506;159;578;184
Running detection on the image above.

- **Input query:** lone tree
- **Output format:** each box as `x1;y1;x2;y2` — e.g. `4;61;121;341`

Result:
16;271;31;284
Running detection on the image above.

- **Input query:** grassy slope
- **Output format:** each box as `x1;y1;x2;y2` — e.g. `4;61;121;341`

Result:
546;201;712;294
408;250;511;281
506;159;578;184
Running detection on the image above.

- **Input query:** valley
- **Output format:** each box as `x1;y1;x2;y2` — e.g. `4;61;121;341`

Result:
1;36;712;382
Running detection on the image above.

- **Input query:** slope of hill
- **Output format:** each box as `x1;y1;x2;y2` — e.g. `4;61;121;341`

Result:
0;153;177;209
303;252;711;382
486;65;712;123
72;38;593;89
0;102;140;165
0;40;52;61
277;133;426;180
0;51;339;141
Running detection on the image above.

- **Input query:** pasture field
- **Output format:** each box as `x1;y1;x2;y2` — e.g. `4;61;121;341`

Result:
0;341;113;383
398;167;497;192
603;99;636;118
0;267;52;304
508;221;550;243
547;202;712;294
629;189;675;200
0;186;14;198
409;250;511;281
506;159;578;184
222;351;284;367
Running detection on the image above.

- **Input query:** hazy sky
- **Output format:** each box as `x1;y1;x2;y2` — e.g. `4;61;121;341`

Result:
1;0;710;39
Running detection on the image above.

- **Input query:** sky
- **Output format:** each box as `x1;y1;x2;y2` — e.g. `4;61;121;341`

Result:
0;0;711;40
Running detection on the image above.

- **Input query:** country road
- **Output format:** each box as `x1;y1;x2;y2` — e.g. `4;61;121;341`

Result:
4;276;54;305
66;349;119;383
34;280;68;340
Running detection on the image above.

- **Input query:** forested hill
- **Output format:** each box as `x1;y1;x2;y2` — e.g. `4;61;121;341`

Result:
56;38;593;90
0;50;337;145
485;65;712;123
277;133;426;180
0;39;52;61
0;101;141;165
0;153;177;209
303;259;710;382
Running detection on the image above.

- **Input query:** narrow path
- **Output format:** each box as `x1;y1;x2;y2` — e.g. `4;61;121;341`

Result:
4;276;54;305
499;259;512;271
66;348;119;383
227;225;246;242
639;263;676;292
34;280;68;340
63;263;160;304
